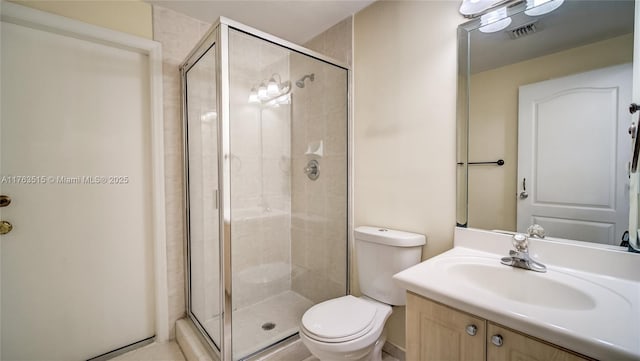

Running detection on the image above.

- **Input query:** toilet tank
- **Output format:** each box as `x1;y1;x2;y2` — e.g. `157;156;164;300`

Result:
355;226;426;306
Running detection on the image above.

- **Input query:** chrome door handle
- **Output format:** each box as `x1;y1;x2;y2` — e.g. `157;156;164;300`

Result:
519;178;528;199
491;334;503;347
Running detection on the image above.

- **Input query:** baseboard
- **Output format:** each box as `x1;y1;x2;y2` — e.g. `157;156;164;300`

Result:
87;337;155;361
383;341;406;361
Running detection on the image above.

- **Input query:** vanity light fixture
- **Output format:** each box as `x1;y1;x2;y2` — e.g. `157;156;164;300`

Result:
248;73;291;107
525;0;564;16
248;87;260;104
478;7;512;33
459;0;495;16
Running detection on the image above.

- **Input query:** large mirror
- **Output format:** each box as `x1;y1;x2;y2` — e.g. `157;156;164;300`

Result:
457;0;635;247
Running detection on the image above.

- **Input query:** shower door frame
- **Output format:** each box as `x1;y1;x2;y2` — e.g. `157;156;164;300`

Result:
180;24;223;357
181;17;352;361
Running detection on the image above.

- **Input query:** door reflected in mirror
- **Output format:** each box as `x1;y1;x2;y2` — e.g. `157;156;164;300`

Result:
457;0;635;246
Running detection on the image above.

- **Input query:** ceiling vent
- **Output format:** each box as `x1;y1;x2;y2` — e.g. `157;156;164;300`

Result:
509;21;539;39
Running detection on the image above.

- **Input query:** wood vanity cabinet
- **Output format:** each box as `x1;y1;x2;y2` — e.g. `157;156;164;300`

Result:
406;292;592;361
406;291;485;361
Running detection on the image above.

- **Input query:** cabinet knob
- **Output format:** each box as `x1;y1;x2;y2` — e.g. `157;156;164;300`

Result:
465;324;477;336
491;334;503;347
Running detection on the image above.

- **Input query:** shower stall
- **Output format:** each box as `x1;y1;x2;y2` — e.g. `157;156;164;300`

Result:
181;18;349;360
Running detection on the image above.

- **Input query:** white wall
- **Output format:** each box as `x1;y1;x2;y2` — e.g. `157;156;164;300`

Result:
353;0;464;349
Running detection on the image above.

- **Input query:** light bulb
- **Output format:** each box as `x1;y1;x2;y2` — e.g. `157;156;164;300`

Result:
267;77;279;96
525;0;564;16
258;83;268;100
248;88;260;104
459;0;494;16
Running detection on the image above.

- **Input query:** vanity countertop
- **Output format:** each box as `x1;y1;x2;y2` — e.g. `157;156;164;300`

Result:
393;227;640;361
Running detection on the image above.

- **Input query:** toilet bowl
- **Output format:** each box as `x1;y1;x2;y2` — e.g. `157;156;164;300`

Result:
300;296;392;361
299;227;426;361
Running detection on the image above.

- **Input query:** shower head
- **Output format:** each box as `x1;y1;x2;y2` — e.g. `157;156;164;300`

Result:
295;73;315;88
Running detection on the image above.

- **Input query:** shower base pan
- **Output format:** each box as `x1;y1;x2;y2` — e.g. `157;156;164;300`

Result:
233;290;313;359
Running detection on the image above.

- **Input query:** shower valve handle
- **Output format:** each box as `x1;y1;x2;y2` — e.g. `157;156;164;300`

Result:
304;160;320;181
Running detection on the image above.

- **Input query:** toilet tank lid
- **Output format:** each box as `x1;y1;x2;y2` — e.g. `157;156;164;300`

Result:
354;226;426;247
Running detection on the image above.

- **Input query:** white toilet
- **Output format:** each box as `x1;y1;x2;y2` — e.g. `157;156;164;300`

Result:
300;226;426;361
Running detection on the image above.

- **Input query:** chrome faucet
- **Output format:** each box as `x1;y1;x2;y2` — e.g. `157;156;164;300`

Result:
500;233;547;273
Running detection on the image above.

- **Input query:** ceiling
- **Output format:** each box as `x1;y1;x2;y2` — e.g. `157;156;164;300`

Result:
146;0;375;45
468;0;635;73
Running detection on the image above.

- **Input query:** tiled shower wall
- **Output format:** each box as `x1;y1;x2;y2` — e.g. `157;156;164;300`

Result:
289;17;352;304
305;17;353;70
153;5;211;338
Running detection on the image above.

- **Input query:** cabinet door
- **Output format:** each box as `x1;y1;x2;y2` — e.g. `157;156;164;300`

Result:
407;292;485;361
487;323;592;361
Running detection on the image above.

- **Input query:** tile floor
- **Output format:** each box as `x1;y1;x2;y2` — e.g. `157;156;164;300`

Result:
112;339;400;361
112;290;399;361
302;351;399;361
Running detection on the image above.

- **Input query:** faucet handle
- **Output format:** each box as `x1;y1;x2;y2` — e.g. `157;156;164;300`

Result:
527;224;545;239
512;233;529;252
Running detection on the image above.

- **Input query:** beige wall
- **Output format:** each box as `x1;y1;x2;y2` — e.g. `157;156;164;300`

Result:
152;5;211;339
11;0;152;39
354;0;463;349
468;33;633;232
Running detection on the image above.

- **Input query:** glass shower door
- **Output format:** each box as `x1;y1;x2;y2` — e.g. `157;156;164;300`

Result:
185;43;222;348
228;28;348;360
182;20;349;360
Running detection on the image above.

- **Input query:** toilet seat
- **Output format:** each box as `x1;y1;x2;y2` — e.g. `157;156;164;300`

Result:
301;295;377;343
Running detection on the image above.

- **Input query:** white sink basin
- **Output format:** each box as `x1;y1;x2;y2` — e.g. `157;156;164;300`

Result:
393;245;640;361
446;262;597;310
